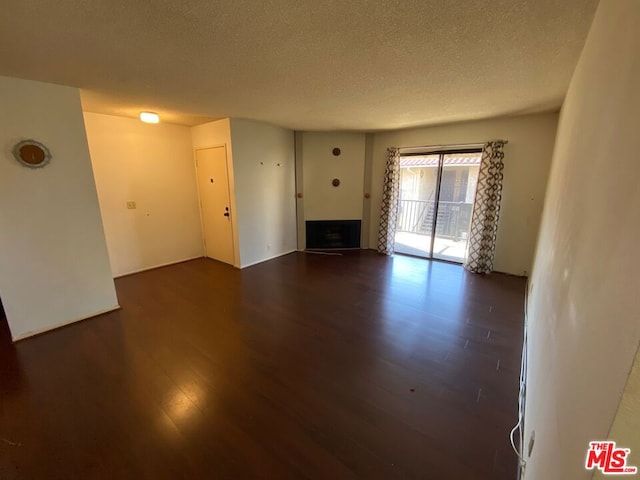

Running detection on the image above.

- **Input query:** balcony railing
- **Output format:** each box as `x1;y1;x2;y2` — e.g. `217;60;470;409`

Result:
396;199;473;240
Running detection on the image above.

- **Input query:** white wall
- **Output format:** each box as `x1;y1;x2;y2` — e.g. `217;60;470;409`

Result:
0;76;118;340
523;2;640;479
191;118;241;267
84;113;203;277
302;132;366;221
191;118;232;151
229;118;297;267
370;112;558;275
592;348;640;480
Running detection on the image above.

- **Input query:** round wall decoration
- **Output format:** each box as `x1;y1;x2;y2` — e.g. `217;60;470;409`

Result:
12;140;52;168
332;148;341;156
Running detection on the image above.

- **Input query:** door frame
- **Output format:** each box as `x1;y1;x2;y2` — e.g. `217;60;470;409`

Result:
193;144;240;268
397;147;482;263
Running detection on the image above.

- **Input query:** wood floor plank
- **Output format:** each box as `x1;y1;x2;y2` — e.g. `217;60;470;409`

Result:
0;251;525;479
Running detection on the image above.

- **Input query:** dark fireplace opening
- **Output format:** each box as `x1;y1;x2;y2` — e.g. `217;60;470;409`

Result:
306;220;361;250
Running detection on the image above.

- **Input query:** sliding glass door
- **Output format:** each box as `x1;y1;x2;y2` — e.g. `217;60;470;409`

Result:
394;154;439;258
394;150;481;263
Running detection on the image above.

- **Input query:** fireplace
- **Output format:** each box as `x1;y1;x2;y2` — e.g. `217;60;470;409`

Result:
306;220;361;250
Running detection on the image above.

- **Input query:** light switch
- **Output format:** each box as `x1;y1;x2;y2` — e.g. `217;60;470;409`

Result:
127;201;137;209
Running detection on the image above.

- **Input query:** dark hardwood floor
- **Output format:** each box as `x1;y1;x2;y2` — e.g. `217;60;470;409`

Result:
0;251;525;479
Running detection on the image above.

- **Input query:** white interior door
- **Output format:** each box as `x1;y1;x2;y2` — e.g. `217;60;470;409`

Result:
195;147;235;265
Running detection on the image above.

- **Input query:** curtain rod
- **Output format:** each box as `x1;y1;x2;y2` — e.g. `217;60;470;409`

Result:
398;140;508;151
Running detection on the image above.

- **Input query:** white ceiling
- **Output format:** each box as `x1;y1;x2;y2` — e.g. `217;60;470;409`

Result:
0;0;598;130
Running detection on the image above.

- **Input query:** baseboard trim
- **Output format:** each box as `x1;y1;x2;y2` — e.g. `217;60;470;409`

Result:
239;250;297;269
12;304;122;342
114;256;204;278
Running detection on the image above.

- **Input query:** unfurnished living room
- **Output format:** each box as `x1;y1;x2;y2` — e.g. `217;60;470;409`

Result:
0;1;638;479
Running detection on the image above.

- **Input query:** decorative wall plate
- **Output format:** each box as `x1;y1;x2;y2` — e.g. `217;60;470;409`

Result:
12;139;52;168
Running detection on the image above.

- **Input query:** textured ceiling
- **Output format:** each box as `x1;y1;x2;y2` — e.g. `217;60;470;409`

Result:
0;0;598;130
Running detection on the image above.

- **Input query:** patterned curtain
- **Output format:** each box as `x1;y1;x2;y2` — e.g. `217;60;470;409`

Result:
377;147;401;255
464;141;506;274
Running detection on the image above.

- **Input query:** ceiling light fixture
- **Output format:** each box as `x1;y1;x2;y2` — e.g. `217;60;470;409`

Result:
139;112;160;124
